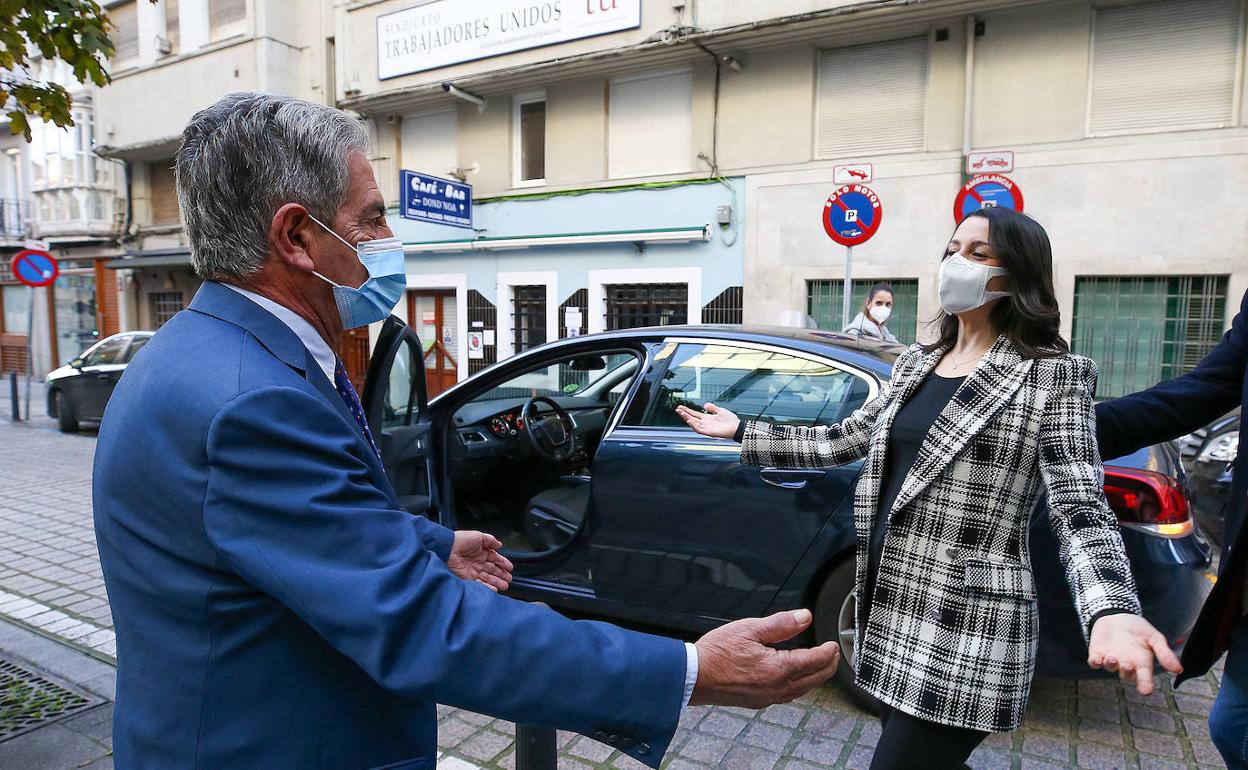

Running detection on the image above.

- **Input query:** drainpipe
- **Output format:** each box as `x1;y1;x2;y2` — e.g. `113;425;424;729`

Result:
961;15;977;185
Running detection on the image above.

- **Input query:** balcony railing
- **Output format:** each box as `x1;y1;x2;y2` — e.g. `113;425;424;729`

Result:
0;199;31;239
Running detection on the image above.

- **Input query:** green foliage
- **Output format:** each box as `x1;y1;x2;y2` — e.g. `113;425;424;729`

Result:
0;1;151;141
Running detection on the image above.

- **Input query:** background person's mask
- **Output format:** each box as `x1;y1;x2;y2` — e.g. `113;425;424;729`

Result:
307;214;406;329
868;305;892;324
938;254;1010;314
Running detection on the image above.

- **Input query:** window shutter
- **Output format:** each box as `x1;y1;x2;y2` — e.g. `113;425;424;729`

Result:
609;69;693;178
110;2;139;64
401;110;458;178
1090;0;1241;135
209;0;246;35
817;37;928;158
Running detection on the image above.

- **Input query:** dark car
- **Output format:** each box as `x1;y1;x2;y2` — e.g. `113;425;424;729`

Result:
46;332;154;433
1177;408;1240;546
361;319;1212;709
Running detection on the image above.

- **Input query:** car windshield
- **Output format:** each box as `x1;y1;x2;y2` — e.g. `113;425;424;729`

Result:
471;353;638;402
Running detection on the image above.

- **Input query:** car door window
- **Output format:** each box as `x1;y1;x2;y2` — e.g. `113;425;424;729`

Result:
639;342;872;428
382;336;420;430
82;337;128;367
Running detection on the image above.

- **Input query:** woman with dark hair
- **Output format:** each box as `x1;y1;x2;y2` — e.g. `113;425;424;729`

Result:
677;207;1181;768
843;282;900;343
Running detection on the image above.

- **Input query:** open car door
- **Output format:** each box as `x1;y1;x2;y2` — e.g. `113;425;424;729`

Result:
361;315;438;518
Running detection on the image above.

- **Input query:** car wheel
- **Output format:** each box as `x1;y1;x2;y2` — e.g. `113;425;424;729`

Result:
814;558;883;714
54;391;79;433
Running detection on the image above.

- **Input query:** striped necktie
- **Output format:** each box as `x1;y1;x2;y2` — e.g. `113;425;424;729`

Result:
333;358;382;461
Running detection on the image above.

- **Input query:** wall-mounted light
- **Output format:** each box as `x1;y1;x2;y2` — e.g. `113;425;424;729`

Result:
718;54;743;73
441;82;486;111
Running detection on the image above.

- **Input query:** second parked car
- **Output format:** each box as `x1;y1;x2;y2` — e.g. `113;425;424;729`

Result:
46;332;154;433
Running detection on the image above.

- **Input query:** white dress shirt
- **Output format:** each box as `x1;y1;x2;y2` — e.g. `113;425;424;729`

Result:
219;282;700;709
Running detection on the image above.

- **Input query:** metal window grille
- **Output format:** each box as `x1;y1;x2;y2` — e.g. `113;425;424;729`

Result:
604;283;688;331
149;292;185;328
466;290;497;376
559;288;588;339
1072;275;1229;398
807;279;920;344
703;286;744;324
512;285;547;353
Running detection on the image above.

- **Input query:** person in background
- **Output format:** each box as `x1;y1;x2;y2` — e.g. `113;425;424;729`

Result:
843;282;900;343
1095;287;1247;770
679;207;1180;770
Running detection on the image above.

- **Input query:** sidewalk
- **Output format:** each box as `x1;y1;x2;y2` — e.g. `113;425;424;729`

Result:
0;375;58;432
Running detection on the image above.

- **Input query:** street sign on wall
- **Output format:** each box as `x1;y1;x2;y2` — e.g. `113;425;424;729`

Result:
954;174;1025;222
822;185;883;247
967;150;1015;174
11;249;59;288
833;163;873;185
400;170;473;229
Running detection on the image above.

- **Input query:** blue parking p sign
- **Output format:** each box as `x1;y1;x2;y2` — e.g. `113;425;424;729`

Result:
400;170;472;229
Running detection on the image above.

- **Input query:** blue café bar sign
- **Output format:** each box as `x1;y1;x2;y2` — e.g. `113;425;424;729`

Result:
377;0;642;80
400;169;473;230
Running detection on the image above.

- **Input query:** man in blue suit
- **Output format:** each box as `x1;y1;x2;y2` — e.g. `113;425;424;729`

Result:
92;92;841;769
1096;288;1247;768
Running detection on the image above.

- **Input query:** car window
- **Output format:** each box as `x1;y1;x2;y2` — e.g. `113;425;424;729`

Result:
638;342;872;428
119;336;151;364
472;352;638;402
83;337;128;366
381;336;420;430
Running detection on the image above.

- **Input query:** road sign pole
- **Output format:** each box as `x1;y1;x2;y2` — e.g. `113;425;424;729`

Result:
842;246;854;331
24;286;33;422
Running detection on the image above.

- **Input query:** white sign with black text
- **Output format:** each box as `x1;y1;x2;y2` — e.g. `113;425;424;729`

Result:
377;0;642;80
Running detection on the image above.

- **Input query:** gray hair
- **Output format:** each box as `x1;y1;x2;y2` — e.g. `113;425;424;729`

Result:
175;91;370;280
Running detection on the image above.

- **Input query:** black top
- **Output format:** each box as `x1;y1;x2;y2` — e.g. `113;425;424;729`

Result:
868;373;966;587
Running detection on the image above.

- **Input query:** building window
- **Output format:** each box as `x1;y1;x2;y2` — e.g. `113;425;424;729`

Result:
604;284;688;331
163;0;181;54
209;0;247;41
401;110;457;178
818;37;928;158
148;160;180;226
109;1;139;66
702;286;744;325
1090;0;1241;136
149;292;186;328
1072;275;1229;399
609;69;693;179
807;279;920;345
54;273;99;360
513;93;546;186
512;285;548;352
2;284;28;334
466;289;497;376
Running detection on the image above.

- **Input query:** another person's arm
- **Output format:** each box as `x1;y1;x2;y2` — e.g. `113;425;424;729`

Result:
1038;356;1182;694
203;386;839;767
1096;289;1246;460
677;347;914;469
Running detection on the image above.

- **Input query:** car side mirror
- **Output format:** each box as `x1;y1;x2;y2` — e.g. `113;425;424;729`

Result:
69;357;85;369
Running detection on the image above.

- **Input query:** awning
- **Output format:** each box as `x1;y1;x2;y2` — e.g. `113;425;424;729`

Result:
106;249;193;269
404;225;712;254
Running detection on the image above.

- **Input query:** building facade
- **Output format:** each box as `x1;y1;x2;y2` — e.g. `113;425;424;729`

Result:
340;0;1247;398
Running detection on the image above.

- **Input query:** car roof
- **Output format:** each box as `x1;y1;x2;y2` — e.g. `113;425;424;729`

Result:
547;324;904;376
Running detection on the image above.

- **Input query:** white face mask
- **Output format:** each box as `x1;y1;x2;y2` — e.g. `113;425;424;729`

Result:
868;305;892;324
939;254;1010;314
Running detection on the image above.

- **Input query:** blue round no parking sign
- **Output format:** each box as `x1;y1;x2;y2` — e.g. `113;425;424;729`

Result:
822;185;883;247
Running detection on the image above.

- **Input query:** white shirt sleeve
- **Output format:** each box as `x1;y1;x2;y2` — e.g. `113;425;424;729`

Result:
681;642;699;710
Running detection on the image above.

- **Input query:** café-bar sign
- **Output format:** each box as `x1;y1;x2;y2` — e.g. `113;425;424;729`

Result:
378;0;642;80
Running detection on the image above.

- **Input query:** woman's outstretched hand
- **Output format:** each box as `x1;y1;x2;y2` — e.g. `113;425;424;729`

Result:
1088;613;1183;695
675;403;742;439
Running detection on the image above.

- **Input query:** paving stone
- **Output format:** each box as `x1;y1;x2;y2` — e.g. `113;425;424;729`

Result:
1127;704;1177;732
455;730;512;763
1131;728;1185;759
720;743;780;769
436;718;479;749
1137;757;1189;770
739;721;793;753
803;709;857;739
1079;696;1122;723
791;734;845;764
1076;742;1128;770
760;702;807;728
844;743;875;770
697;710;749;739
567;735;615;763
676;732;732;764
1023;732;1071;762
1077;717;1125;747
1172;692;1214;717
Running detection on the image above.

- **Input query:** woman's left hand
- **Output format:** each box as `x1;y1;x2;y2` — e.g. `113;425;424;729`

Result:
1088;613;1183;695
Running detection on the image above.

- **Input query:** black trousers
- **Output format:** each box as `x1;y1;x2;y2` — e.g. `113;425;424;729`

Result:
868;705;990;770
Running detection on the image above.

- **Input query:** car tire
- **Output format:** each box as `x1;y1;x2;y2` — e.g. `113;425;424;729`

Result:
54;391;79;433
814;558;883;715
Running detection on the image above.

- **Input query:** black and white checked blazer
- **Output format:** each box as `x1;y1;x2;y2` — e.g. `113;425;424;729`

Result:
740;336;1141;733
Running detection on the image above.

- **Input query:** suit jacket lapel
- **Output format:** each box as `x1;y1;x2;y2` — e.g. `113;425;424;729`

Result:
888;335;1034;514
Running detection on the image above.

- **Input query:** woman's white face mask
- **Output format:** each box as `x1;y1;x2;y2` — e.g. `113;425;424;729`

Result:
938;254;1010;314
868;305;892;324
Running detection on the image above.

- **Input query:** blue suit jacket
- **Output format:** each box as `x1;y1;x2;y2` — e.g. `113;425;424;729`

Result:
1096;287;1247;682
93;282;686;769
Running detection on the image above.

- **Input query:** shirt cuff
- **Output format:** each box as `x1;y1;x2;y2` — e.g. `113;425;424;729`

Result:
732;420;746;443
681;642;699;710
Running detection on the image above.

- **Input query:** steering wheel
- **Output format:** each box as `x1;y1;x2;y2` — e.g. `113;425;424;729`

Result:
521;396;578;463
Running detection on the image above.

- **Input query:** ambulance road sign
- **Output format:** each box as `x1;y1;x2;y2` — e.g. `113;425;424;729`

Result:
822;185;882;247
954;174;1025;222
11;249;59;288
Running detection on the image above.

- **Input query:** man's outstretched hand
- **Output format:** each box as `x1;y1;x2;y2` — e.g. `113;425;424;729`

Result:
690;609;840;708
448;531;513;592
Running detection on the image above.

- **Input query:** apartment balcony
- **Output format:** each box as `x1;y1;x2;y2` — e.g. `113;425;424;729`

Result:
30;186;123;244
0;199;32;245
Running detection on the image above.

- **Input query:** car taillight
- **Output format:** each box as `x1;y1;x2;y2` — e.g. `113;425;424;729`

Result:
1103;466;1192;538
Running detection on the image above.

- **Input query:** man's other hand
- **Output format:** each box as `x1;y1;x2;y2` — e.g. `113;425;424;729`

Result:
448;531;514;592
690;609;840;708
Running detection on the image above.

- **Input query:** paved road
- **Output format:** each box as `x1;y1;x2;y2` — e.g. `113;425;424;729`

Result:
0;419;1229;769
